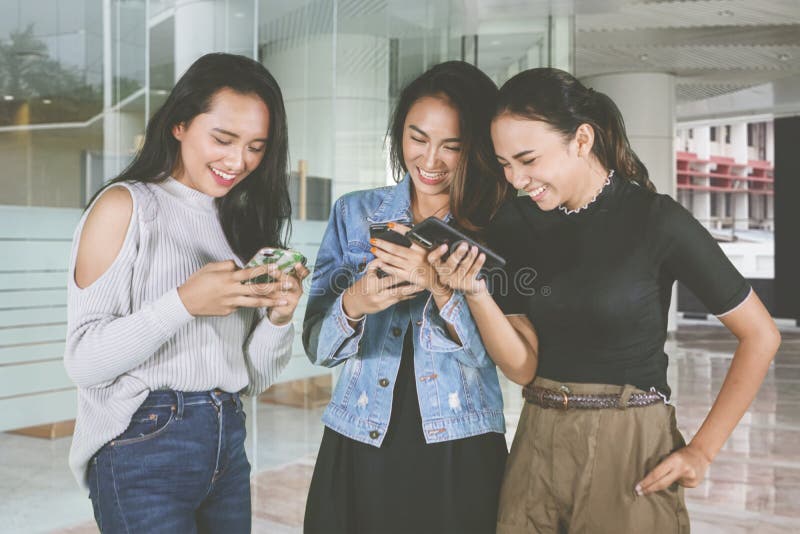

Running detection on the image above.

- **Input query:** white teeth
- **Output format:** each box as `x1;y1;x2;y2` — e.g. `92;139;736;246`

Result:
419;168;447;180
211;167;235;181
529;184;548;197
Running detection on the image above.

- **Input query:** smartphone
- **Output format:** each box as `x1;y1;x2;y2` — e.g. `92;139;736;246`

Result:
369;223;412;279
369;223;413;248
407;217;506;270
243;247;307;284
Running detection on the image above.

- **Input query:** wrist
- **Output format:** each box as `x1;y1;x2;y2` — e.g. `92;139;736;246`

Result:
687;440;715;464
431;283;453;299
268;308;291;326
341;293;365;321
176;285;197;316
464;286;490;302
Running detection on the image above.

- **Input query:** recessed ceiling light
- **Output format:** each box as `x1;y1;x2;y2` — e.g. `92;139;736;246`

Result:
718;10;734;16
3;95;13;101
42;98;52;104
778;53;790;61
154;89;169;95
491;40;501;46
639;53;649;61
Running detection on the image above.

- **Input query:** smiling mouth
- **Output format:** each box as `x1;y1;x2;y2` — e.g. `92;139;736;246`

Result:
417;167;448;181
210;167;236;182
526;184;549;200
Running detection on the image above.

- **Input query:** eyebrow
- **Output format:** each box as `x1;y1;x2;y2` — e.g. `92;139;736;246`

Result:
211;128;267;143
409;125;461;144
512;149;535;159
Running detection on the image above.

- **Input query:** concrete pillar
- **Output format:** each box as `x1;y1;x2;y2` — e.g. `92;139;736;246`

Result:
174;0;216;80
173;0;255;81
730;122;749;230
766;121;775;164
579;72;678;331
263;33;390;200
693;125;711;228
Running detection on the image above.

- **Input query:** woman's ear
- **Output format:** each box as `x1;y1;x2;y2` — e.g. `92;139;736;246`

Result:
574;123;595;157
172;122;186;142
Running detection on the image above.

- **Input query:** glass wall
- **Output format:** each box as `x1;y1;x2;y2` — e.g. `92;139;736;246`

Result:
0;1;571;529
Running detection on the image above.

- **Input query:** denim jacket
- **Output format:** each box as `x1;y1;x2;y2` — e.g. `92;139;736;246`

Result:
303;175;505;446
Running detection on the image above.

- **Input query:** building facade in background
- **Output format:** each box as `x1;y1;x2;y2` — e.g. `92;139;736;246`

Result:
0;0;571;435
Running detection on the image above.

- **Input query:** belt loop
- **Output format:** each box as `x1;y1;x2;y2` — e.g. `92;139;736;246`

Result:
617;384;636;410
175;391;185;420
233;393;242;413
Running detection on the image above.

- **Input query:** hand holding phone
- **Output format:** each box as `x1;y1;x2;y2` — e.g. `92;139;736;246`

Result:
243;247;307;285
369;223;412;280
407;217;506;270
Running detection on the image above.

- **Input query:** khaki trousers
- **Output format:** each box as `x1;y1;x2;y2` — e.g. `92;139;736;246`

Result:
497;377;690;534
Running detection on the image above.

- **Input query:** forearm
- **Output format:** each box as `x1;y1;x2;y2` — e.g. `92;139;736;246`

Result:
303;293;365;367
689;334;779;461
464;291;537;384
242;312;295;396
64;289;194;388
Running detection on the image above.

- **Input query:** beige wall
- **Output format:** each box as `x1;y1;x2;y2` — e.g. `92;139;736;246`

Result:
0;127;102;208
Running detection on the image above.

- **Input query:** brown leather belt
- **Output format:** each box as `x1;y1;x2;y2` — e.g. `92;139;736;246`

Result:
523;384;666;410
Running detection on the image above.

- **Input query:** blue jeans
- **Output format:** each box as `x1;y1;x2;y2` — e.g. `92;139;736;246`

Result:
87;390;251;533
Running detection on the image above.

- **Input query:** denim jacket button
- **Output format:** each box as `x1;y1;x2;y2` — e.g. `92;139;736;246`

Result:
391;327;402;337
369;430;381;439
357;262;366;272
379;378;390;387
415;320;422;326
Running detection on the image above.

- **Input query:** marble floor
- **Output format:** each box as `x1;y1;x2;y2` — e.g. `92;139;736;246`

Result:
1;319;798;533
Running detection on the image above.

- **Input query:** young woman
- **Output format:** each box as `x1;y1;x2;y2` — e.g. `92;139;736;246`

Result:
429;67;781;533
302;61;511;534
64;53;308;532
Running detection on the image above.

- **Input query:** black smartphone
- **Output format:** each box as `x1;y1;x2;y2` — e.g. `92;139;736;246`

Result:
407;217;506;270
369;222;412;280
369;223;413;248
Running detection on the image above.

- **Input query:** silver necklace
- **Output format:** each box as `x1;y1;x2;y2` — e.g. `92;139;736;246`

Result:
558;169;615;215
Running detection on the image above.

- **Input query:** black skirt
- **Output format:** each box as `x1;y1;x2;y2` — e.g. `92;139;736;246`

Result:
304;326;508;534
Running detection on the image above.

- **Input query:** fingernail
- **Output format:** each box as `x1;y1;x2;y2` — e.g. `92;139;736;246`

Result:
635;484;643;496
370;247;376;253
387;222;395;228
279;300;288;306
369;238;376;244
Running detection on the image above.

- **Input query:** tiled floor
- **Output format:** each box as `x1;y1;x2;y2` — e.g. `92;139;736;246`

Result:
1;320;798;533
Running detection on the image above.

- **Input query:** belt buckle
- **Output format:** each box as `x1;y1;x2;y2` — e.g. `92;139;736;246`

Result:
559;385;570;409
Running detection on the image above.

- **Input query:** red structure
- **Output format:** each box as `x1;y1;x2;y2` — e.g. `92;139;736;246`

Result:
676;151;774;195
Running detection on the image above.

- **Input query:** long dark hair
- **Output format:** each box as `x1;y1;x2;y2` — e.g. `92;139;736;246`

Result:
90;52;291;261
388;61;511;231
495;68;655;192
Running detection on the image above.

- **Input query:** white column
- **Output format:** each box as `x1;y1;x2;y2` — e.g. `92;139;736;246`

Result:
579;72;678;331
766;121;775;229
693;125;712;228
174;0;216;80
262;33;390;200
730;122;749;230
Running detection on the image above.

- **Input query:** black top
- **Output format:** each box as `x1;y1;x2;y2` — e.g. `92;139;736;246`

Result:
488;175;750;396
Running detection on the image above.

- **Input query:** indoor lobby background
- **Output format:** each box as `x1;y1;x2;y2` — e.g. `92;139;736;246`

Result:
1;0;799;532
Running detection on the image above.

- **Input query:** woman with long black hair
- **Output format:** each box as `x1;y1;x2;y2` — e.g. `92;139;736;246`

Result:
64;53;308;532
302;61;511;534
430;67;781;533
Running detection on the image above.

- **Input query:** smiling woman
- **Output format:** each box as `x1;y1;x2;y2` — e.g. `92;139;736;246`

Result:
64;53;309;533
171;88;270;195
302;61;512;534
